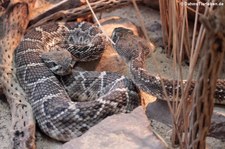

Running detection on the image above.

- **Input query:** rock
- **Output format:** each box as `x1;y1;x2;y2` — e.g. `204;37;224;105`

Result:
146;99;172;125
209;107;225;141
148;21;161;31
63;106;167;149
146;99;225;142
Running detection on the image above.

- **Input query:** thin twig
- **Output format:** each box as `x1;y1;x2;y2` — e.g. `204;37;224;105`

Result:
86;0;115;45
131;0;155;51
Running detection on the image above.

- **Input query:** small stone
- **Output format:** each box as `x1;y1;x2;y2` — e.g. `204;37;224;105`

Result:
149;22;161;32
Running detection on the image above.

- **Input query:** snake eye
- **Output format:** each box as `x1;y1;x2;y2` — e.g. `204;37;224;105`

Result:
112;28;122;43
116;32;122;37
52;62;57;67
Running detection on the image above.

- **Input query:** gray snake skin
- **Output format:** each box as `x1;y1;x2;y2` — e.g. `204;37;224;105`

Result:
14;21;225;142
15;22;140;141
112;27;225;105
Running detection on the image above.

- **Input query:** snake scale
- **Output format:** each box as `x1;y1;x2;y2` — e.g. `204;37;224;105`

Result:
15;21;140;141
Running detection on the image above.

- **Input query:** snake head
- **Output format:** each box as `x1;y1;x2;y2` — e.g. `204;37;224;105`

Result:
41;50;74;76
111;27;134;43
112;27;144;63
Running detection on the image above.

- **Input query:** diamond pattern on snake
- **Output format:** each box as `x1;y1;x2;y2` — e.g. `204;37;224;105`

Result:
15;21;225;143
15;21;141;141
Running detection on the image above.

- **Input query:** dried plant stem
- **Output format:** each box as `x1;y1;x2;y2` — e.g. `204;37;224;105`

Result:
30;0;142;27
171;0;217;147
159;0;168;50
131;0;154;51
158;0;192;147
158;1;188;147
158;0;220;148
187;1;225;148
85;0;114;45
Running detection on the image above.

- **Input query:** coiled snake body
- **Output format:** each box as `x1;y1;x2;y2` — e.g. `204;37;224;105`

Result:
15;22;140;141
15;21;225;142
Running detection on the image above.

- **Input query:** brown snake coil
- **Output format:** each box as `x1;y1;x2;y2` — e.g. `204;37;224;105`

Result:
15;22;140;141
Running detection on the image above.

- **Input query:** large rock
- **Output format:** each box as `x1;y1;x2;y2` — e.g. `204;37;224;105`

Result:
146;99;225;145
63;107;167;149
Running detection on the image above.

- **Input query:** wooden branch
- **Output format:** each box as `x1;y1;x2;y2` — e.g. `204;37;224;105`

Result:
188;3;225;148
29;0;142;28
0;3;36;149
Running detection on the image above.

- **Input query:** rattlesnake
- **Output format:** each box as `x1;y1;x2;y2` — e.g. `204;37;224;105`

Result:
112;27;225;105
6;2;225;146
15;21;140;141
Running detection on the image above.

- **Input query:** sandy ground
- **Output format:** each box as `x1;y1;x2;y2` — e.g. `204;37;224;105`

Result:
0;3;225;149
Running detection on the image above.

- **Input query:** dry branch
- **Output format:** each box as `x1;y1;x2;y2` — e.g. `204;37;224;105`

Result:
0;3;36;149
187;3;225;148
29;0;142;27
